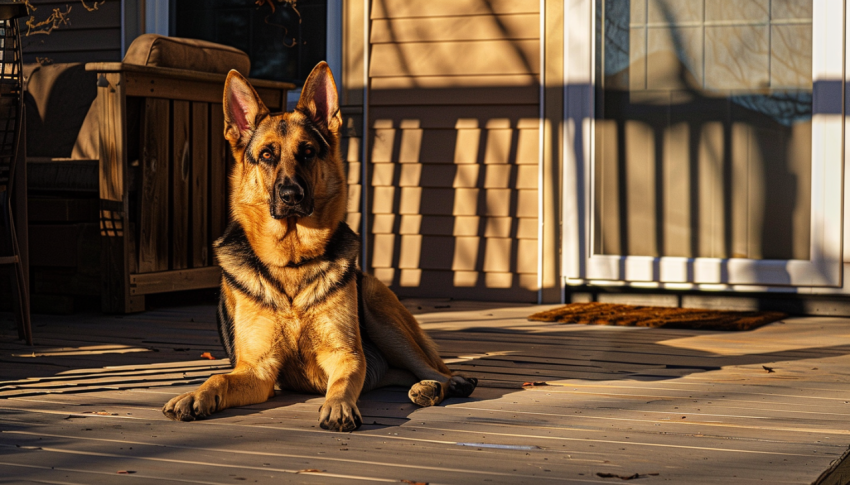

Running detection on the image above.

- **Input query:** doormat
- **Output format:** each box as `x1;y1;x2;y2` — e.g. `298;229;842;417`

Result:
528;302;786;331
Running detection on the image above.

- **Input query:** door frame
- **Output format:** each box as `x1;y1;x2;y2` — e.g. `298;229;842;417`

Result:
562;0;844;288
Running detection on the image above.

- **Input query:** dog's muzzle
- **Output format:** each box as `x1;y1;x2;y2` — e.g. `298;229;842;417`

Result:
270;177;313;219
277;182;304;206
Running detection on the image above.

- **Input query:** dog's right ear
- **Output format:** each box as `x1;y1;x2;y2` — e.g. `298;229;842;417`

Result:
223;70;269;147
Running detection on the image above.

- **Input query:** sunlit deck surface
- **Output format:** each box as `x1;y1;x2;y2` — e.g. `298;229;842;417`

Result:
2;300;850;484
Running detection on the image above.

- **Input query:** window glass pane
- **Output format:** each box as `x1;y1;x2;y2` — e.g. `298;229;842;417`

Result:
175;0;327;85
594;0;812;260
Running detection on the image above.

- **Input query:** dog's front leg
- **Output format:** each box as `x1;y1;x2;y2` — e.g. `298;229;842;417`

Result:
316;345;366;431
163;306;279;421
311;299;367;432
163;367;277;422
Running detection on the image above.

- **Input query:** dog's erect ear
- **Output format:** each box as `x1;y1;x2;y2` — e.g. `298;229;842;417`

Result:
223;70;269;147
296;61;341;135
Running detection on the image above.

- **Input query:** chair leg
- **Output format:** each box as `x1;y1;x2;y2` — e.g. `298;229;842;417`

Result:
5;201;31;345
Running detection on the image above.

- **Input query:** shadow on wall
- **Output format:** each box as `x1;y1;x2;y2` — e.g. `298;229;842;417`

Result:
353;0;544;302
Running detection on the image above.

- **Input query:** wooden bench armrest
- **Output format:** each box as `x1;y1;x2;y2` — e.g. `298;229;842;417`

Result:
84;62;295;107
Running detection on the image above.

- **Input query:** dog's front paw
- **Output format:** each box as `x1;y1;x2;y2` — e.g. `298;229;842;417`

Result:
162;389;220;422
319;399;362;432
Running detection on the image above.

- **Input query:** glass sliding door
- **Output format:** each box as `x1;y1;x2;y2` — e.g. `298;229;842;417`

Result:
580;0;842;286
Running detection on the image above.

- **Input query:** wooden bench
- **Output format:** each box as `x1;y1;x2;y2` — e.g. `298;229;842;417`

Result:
86;62;294;313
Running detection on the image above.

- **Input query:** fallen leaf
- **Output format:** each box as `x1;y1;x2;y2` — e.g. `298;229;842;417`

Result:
597;472;641;480
522;381;549;387
762;365;775;373
200;352;216;360
400;481;428;485
116;470;135;474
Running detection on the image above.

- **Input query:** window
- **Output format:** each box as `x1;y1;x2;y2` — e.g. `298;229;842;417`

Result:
174;0;327;85
593;0;813;260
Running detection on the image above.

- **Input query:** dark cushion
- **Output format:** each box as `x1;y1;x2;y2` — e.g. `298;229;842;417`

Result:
123;34;251;75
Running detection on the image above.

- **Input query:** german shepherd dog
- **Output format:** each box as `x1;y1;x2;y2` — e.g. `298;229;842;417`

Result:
162;62;477;431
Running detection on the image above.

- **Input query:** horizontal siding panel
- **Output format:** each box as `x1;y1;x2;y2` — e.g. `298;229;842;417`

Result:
345;212;360;230
371;14;538;43
22;49;121;64
516;238;538;273
483;237;512;272
370;40;539;77
373;230;538;272
372;74;538;89
371;234;396;268
516;217;537;239
516;189;538;218
370;186;537;218
370;163;395;186
372;163;517;188
371;214;397;234
22;28;122;54
372;0;539;19
371;234;538;273
390;272;537;301
370;85;538;106
371;214;537;239
346;184;361;213
484;189;510;216
367;126;538;165
516;164;537;188
370;105;538;130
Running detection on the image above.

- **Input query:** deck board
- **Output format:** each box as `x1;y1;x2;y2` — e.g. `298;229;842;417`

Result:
3;301;850;483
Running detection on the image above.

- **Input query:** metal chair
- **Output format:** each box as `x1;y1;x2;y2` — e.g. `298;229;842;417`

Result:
0;3;31;345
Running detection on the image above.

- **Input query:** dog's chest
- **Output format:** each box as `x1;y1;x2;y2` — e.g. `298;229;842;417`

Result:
214;220;360;311
272;315;328;392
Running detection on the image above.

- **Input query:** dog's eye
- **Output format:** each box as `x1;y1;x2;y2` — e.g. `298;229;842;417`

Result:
303;146;315;159
259;149;274;162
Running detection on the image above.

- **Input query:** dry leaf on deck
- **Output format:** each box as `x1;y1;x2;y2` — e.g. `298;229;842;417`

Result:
522;381;549;387
200;352;216;360
597;472;640;480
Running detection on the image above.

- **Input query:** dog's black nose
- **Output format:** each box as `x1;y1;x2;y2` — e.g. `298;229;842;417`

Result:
277;183;304;206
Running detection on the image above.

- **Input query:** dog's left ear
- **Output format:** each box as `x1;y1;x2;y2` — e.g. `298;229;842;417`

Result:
296;61;341;135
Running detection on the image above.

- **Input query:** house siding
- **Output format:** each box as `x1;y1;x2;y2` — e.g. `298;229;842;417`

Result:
362;0;541;302
21;0;123;65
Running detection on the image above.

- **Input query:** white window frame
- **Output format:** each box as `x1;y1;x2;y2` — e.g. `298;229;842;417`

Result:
563;0;844;288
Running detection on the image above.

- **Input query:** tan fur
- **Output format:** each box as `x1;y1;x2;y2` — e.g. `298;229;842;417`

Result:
162;62;476;431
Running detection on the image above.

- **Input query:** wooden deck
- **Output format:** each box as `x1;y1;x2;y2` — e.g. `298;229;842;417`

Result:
2;300;850;484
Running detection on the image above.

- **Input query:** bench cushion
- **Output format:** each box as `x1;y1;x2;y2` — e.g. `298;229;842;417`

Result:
123;34;251;75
